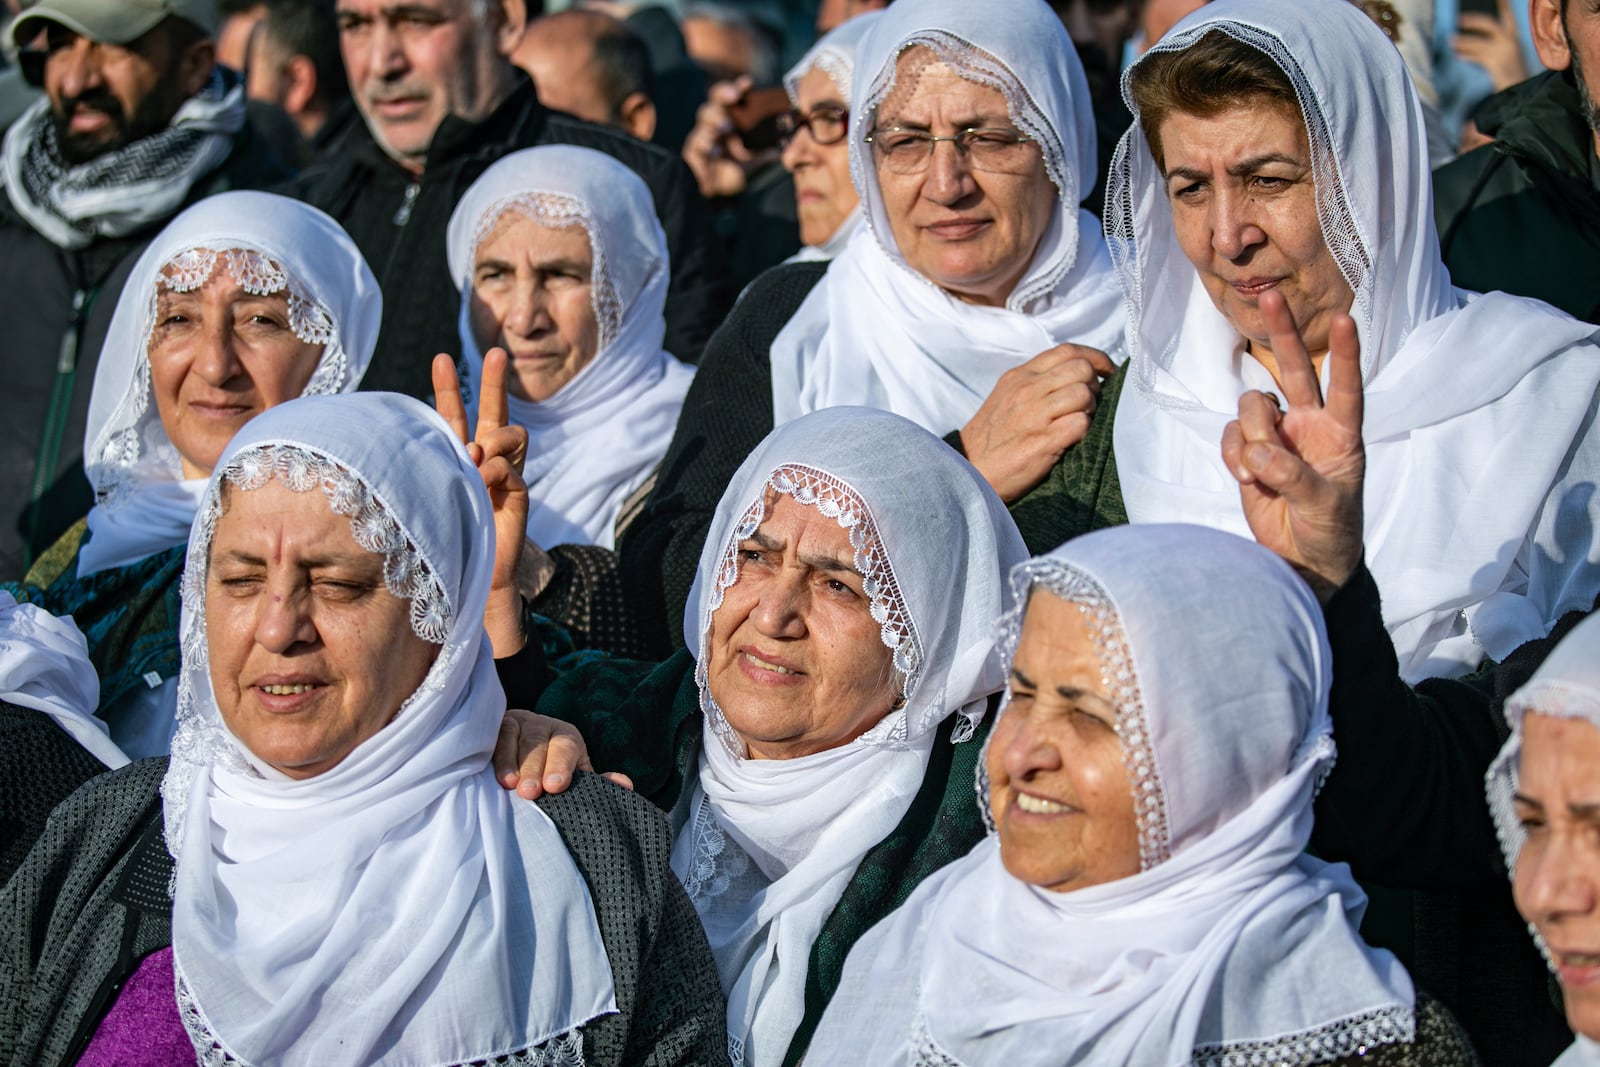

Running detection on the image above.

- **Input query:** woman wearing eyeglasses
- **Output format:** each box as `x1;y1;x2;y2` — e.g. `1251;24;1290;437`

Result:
778;13;877;262
619;0;1127;655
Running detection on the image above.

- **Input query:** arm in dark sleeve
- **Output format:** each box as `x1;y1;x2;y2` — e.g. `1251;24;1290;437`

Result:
1312;563;1592;890
618;262;828;655
647;154;732;365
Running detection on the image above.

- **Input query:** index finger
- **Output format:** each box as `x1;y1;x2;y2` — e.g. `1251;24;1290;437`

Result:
476;347;512;441
1259;290;1324;409
432;353;470;445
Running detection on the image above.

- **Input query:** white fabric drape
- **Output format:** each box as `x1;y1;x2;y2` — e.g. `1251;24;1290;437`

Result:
1108;0;1600;681
79;191;378;577
1555;1036;1600;1066
672;407;1028;1067
447;145;693;549
809;524;1415;1066
768;0;1126;433
0;590;125;768
162;393;615;1066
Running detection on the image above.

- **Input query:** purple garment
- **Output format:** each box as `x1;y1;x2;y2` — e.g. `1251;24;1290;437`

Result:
77;946;193;1065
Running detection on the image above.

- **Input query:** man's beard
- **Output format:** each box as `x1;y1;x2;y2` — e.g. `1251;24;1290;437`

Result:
1568;33;1600;139
49;81;182;166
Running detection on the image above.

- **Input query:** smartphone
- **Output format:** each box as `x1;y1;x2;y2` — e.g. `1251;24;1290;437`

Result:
1457;0;1498;16
727;85;792;153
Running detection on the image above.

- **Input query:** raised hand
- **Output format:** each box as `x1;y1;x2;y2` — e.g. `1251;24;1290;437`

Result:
961;344;1117;504
433;350;534;655
1221;290;1365;603
681;77;778;200
493;708;635;800
1452;0;1528;93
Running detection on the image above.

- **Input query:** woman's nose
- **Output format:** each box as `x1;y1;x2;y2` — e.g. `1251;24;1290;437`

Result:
1000;713;1061;782
921;139;977;204
254;586;318;654
750;569;808;638
1210;191;1267;261
1519;837;1600;925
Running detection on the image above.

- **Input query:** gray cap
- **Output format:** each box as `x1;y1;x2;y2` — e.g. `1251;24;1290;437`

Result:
10;0;218;50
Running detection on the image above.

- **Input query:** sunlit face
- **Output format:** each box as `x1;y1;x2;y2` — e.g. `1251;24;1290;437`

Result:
205;479;439;780
148;261;324;480
1159;100;1354;375
41;23;191;165
987;590;1141;893
873;52;1055;308
337;0;514;174
469;213;600;403
705;492;898;761
1513;711;1600;1040
781;67;858;248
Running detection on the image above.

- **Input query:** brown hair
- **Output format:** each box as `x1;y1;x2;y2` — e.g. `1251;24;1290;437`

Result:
1128;30;1300;170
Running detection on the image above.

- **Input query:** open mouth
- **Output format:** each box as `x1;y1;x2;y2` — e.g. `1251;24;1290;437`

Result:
1014;792;1069;815
741;650;801;677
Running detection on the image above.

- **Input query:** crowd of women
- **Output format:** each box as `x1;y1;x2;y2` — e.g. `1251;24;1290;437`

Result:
4;0;1600;1064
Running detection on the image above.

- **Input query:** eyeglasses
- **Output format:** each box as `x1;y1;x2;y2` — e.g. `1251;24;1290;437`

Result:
777;104;849;147
865;126;1036;175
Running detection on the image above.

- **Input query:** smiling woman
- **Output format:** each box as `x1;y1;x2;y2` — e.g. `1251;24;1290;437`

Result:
4;190;377;762
808;524;1475;1066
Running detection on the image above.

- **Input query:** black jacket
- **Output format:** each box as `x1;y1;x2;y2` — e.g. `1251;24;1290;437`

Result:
283;78;731;398
1434;70;1600;320
0;118;291;581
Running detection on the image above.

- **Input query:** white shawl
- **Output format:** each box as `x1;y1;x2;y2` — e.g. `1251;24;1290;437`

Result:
810;523;1415;1066
1109;0;1600;682
0;590;125;768
79;191;378;578
672;407;1028;1066
768;0;1126;434
162;393;615;1066
448;145;693;549
1487;611;1600;1067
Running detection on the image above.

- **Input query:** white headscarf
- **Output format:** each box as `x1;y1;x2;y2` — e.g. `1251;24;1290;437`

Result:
779;12;880;260
1108;0;1600;682
768;0;1126;433
810;523;1416;1066
447;145;694;549
161;393;615;1067
79;191;378;578
0;590;125;768
670;407;1028;1067
1487;611;1600;1067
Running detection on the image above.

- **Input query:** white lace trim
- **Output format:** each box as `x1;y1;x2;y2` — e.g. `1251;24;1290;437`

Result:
472;192;624;353
728;1033;747;1067
679;791;749;905
176;964;588;1066
187;443;453;645
1192;1004;1415;1066
856;30;1071;312
694;464;925;759
92;243;349;509
1110;22;1375;411
909;1015;968;1067
984;559;1171;869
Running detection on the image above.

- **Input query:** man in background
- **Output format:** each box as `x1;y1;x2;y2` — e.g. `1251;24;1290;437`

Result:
516;7;655;140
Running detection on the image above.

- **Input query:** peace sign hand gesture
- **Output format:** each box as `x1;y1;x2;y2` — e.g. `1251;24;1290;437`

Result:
1220;290;1366;604
433;349;538;654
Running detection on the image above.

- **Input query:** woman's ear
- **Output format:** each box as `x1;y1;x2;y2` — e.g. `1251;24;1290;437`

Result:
1530;0;1573;72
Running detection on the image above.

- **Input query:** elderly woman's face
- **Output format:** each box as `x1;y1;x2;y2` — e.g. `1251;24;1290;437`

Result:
706;492;898;760
1514;711;1600;1040
988;590;1140;893
1159;99;1354;370
150;261;324;481
873;50;1055;308
470;214;601;404
782;67;859;248
205;479;438;779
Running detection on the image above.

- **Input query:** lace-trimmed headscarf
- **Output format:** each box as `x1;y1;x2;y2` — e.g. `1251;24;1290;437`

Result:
161;393;615;1066
446;145;694;549
767;0;1126;434
77;191;378;578
809;523;1417;1067
780;11;880;261
1109;0;1600;681
673;407;1028;1067
1487;612;1600;1067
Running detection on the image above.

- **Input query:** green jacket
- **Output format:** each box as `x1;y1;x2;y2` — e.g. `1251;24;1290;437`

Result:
535;650;996;1066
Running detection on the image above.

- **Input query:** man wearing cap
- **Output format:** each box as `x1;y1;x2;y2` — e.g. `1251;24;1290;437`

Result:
0;0;289;580
289;0;729;399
